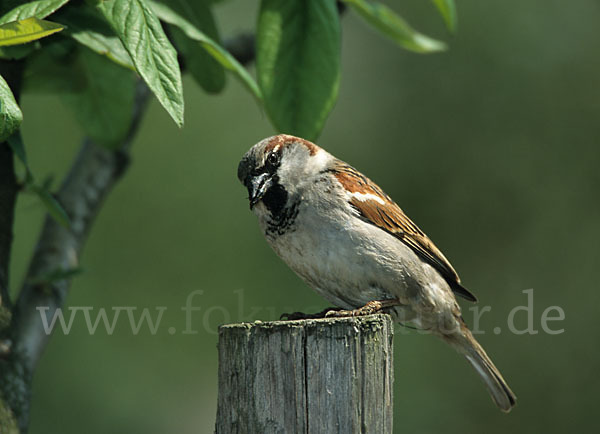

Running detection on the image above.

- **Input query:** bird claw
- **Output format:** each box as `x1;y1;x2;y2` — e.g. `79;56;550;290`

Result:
281;300;400;320
325;300;400;318
280;307;342;321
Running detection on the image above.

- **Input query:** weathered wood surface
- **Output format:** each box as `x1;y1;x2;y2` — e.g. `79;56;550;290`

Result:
215;314;394;434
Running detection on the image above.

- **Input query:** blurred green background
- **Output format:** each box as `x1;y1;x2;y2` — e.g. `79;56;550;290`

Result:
8;0;599;432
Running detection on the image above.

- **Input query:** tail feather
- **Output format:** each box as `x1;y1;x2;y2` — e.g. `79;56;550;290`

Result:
443;324;516;412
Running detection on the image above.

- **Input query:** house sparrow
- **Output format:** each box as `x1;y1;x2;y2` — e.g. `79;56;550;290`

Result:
237;134;516;412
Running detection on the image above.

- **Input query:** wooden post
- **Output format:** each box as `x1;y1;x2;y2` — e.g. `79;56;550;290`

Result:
215;314;394;434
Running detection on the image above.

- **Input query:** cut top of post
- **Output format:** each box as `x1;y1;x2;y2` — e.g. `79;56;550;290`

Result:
216;314;394;434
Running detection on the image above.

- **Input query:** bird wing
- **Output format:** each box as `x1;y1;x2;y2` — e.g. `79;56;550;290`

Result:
330;161;477;302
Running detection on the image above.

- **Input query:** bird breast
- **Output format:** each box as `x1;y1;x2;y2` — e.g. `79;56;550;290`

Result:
262;198;448;312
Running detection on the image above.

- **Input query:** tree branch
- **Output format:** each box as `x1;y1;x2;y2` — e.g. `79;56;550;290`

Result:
11;81;150;372
0;59;24;327
8;30;256;360
0;59;25;434
1;30;259;431
2;80;149;432
0;144;17;314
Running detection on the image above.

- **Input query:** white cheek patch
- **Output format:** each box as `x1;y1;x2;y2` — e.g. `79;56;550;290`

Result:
310;149;330;171
348;191;386;205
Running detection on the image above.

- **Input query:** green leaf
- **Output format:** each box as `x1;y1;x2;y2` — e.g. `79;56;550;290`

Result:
61;48;136;149
8;132;32;187
0;74;22;142
157;0;225;94
148;0;260;100
432;0;457;33
94;0;184;127
256;0;340;141
29;183;70;227
7;131;27;166
342;0;446;53
0;17;63;46
54;6;135;70
0;0;70;25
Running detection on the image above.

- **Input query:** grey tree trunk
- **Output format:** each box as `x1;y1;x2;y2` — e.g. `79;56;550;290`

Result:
215;314;394;434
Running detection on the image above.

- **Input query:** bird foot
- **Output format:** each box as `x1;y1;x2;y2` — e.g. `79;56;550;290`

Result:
280;307;343;320
325;299;400;318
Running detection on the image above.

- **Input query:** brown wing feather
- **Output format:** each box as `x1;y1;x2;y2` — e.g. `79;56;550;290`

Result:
330;161;477;302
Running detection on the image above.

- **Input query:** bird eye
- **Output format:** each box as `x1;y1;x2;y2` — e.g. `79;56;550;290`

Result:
266;151;280;169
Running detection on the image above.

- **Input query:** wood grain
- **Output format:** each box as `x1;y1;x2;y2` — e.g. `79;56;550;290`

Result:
216;314;394;433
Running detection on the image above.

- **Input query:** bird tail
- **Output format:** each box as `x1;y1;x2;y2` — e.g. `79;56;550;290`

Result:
442;322;516;412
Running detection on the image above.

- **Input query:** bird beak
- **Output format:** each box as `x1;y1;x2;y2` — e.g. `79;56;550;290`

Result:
248;173;272;209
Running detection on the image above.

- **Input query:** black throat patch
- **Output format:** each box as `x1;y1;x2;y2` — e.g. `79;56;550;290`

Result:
262;177;299;237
